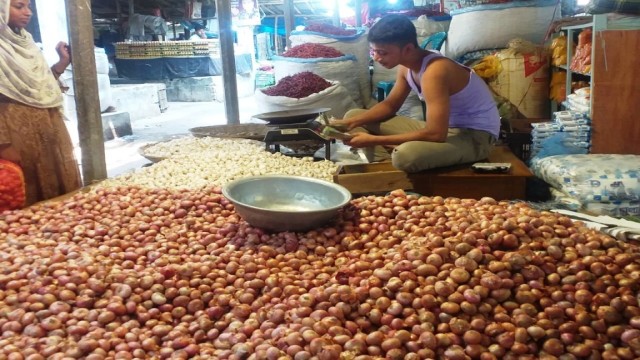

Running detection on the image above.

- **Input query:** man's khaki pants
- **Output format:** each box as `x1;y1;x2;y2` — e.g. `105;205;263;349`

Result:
344;109;495;173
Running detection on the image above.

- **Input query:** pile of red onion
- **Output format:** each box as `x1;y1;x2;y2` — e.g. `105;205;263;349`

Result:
0;187;639;359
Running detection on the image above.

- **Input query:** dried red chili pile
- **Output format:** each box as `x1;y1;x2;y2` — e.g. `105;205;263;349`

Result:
262;72;332;98
282;43;345;58
304;23;357;36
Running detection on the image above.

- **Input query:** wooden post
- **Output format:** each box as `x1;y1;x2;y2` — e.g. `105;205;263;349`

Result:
355;0;362;28
128;0;134;19
283;0;294;50
64;0;107;184
115;0;122;23
215;0;240;125
274;16;279;54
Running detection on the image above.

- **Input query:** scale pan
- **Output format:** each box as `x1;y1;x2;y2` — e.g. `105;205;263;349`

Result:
252;108;330;125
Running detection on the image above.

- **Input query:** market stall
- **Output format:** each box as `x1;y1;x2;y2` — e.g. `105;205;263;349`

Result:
4;1;640;358
114;54;253;80
114;40;253;80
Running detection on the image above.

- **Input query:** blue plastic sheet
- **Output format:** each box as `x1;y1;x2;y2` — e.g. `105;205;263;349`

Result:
114;54;253;80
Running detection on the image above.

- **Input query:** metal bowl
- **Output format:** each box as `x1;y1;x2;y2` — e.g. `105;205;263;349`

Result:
222;175;352;232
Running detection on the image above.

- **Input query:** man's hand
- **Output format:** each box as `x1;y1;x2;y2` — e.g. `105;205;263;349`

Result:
329;118;354;132
344;132;378;148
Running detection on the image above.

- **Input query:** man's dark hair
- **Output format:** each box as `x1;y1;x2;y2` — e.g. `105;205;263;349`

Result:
194;24;205;31
367;14;419;48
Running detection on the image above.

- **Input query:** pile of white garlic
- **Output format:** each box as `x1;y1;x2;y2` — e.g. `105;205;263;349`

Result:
98;137;339;190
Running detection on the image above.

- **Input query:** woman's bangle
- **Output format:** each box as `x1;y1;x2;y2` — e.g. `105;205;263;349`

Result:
51;66;63;78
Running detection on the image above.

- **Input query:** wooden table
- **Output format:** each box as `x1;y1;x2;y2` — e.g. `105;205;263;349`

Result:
334;145;533;200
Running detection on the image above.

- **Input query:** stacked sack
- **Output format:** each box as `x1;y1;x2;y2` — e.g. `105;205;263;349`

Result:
289;23;372;108
272;43;361;107
254;71;357;119
63;47;114;114
486;39;550;119
530;110;591;159
564;86;591;115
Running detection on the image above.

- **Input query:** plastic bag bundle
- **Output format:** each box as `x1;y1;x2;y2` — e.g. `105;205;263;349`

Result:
564;86;591;115
549;71;566;103
550;33;568;66
473;55;502;80
529;110;592;160
570;28;593;74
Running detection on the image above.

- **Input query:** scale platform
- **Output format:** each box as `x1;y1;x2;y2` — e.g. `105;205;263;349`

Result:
264;125;333;160
253;108;334;160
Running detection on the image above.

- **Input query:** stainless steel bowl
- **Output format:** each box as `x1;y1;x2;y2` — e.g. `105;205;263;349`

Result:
222;175;352;232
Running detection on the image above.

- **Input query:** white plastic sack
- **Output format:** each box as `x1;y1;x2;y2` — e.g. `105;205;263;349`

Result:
191;1;202;19
254;81;358;119
530;154;640;203
290;30;372;107
371;67;424;121
488;40;550;118
97;74;113;112
371;62;398;86
397;92;425;121
95;47;110;75
550;188;640;217
444;0;561;61
413;15;451;37
63;72;113;113
272;55;363;107
584;201;640;217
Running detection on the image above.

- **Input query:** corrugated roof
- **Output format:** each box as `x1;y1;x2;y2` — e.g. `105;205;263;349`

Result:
91;0;334;21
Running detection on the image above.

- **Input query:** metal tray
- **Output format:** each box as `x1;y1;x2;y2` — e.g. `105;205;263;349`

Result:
252;108;331;125
138;143;168;163
189;124;268;141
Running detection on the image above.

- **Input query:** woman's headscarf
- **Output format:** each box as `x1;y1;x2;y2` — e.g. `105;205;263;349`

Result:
0;0;63;108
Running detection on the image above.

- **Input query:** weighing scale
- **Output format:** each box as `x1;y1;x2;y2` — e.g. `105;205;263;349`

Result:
252;108;334;160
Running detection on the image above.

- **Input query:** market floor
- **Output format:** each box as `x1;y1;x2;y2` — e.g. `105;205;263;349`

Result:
85;97;263;178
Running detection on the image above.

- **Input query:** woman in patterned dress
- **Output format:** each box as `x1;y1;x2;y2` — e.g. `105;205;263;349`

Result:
0;0;81;206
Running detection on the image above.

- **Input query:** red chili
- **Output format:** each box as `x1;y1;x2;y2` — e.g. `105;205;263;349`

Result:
282;43;344;58
304;22;357;36
262;71;332;99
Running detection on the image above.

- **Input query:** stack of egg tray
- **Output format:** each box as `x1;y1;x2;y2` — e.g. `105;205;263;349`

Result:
115;40;220;59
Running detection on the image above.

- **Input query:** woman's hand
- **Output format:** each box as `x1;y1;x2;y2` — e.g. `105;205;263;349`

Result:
343;132;378;148
54;41;71;70
0;145;21;165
